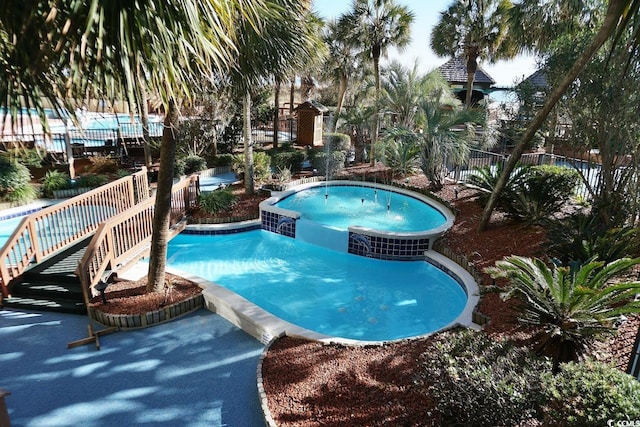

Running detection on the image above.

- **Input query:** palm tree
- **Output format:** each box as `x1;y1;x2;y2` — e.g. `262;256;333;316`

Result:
430;0;516;108
228;0;322;195
380;60;432;128
415;86;484;190
340;0;414;166
0;0;264;292
478;0;637;231
486;256;640;372
322;19;361;123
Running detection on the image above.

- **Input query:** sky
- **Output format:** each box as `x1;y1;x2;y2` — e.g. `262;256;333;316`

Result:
311;0;538;88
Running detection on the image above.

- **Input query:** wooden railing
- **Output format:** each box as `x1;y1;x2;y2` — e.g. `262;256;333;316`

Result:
78;175;199;296
0;167;150;297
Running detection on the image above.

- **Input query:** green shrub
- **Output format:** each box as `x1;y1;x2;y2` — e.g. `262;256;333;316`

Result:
540;360;640;426
324;132;351;152
232;151;271;183
41;169;71;197
546;212;640;266
74;174;108;188
174;157;186;177
311;150;345;178
465;162;528;208
198;188;238;214
416;329;548;426
212;153;234;167
6;183;37;202
467;164;579;224
183;154;207;175
116;169;132;178
270;150;305;174
0;156;31;191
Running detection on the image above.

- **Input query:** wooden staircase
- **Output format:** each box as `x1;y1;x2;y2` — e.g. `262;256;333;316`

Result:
3;237;91;314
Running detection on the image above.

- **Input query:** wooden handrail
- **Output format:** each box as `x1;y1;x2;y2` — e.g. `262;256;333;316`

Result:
78;175;199;297
0;167;150;297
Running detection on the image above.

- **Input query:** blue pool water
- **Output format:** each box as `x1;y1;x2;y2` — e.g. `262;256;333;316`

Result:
166;230;467;341
0;216;24;247
275;185;446;232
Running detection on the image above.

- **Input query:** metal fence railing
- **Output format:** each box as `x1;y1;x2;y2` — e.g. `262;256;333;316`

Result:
449;149;604;202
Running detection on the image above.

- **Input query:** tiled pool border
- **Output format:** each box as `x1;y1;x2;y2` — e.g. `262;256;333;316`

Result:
0;200;54;221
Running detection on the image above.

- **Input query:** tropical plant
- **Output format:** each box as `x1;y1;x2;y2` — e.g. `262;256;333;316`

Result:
0;0;267;293
503;165;580;225
465;161;529;208
0;156;31;194
380;60;431;128
336;105;375;163
40;169;71;197
340;0;414;165
232;152;271;184
417;329;548;426
198;188;238;215
479;0;638;230
485;256;640;372
415;88;484;190
545;212;640;266
378;127;420;176
431;0;516;108
544;23;640;228
540;360;640;425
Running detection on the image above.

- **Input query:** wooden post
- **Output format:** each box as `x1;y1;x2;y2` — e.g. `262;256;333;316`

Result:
0;388;10;427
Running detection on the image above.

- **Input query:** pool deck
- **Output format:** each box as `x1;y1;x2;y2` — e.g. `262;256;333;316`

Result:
0;307;266;427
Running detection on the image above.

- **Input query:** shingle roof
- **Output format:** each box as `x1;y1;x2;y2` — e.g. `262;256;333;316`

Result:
438;57;496;85
520;69;547;89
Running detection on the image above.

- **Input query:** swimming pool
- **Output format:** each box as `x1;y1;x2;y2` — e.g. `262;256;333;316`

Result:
166;229;473;342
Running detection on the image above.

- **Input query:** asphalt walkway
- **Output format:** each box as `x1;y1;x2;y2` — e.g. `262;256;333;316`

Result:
0;308;265;427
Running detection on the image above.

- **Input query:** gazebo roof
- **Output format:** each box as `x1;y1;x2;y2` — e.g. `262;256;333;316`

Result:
520;69;547;89
438;57;496;86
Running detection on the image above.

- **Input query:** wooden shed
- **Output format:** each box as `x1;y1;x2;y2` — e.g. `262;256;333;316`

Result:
294;100;327;146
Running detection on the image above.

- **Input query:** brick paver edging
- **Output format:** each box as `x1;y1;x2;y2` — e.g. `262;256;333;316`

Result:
92;294;205;329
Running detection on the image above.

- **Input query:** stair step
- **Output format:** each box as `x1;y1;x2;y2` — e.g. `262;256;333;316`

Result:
10;281;84;299
3;296;86;314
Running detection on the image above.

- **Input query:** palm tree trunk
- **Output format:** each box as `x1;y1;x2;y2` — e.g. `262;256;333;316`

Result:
334;73;348;127
371;52;381;167
243;90;255;195
477;0;627;231
273;78;280;149
465;50;479;108
146;99;179;292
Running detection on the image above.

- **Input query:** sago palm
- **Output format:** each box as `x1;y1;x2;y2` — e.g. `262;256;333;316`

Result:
486;255;640;372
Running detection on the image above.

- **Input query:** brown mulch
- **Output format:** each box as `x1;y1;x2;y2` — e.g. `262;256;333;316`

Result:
90;273;203;315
